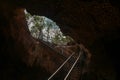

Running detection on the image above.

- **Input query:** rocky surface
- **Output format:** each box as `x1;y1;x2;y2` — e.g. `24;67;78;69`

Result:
0;0;120;80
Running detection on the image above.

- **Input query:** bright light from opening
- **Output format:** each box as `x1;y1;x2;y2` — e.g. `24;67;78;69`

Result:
24;9;74;45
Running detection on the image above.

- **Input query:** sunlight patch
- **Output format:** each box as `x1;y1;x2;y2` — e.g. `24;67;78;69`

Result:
24;9;74;45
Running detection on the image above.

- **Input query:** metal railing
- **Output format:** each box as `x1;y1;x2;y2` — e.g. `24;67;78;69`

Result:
48;51;82;80
39;39;83;80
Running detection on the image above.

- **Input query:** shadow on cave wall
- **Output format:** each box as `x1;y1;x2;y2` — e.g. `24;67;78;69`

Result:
91;28;120;80
0;0;120;80
103;37;120;80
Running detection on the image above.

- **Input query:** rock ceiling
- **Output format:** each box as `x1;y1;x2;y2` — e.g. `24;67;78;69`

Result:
0;0;120;80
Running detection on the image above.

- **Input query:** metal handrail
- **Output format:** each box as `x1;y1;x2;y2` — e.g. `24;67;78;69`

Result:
64;51;82;80
40;39;82;80
48;51;82;80
48;52;75;80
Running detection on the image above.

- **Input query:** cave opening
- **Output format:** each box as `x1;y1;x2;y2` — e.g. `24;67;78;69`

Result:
24;9;77;54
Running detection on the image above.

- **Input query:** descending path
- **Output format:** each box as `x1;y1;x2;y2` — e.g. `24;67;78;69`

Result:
39;39;86;80
48;51;83;80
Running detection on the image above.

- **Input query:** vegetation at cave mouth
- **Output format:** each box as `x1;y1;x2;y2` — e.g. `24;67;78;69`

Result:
25;10;74;46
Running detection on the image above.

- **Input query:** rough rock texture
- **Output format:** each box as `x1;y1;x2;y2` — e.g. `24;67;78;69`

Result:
26;0;120;80
0;0;120;80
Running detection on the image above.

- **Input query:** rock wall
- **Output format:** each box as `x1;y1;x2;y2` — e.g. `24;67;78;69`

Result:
0;1;66;80
26;0;120;79
0;0;120;80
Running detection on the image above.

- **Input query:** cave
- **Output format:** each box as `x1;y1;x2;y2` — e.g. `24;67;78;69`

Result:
0;0;120;80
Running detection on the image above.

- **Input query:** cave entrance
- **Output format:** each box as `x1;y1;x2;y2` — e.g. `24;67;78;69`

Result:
24;10;74;46
24;10;76;54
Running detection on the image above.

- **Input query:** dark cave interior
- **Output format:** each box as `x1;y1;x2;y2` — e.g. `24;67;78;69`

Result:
0;0;120;80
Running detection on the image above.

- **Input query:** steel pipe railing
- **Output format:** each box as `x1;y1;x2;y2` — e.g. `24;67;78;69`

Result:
64;51;82;80
48;51;82;80
48;52;75;80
